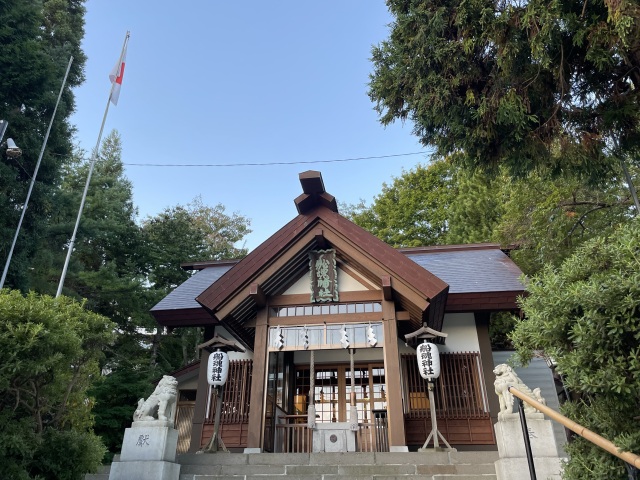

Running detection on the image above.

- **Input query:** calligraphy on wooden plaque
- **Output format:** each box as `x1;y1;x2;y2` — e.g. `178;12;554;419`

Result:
309;249;338;303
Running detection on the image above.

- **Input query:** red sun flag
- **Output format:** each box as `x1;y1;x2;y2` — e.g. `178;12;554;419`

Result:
109;43;127;106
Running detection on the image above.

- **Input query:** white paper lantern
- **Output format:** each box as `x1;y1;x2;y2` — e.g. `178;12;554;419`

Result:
416;342;441;380
207;351;230;386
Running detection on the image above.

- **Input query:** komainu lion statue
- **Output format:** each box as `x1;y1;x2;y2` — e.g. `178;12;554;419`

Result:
493;364;546;419
133;375;178;424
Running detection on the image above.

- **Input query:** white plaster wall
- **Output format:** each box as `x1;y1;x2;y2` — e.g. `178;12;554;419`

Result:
214;325;254;360
179;376;199;390
440;313;480;353
398;313;480;355
284;267;375;295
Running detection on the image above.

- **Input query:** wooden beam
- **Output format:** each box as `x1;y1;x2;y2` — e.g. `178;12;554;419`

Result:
381;275;393;301
249;283;266;308
475;312;500;424
294;193;314;214
269;290;382;307
299;170;325;194
246;308;269;450
268;312;382;326
381;299;407;449
189;325;216;452
314;228;328;249
318;192;338;212
397;311;411;321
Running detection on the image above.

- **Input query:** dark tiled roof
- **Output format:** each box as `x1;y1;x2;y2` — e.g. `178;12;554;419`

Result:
405;249;525;294
151;265;233;312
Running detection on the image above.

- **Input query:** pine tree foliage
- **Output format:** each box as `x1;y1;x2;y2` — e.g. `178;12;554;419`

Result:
0;0;86;291
370;0;640;181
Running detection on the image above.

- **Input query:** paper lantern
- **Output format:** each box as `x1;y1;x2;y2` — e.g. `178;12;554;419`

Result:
207;351;230;386
416;342;441;380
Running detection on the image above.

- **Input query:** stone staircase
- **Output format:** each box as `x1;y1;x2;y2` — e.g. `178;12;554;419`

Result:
87;451;498;480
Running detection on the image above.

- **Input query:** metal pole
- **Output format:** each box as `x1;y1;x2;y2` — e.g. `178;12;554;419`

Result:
56;32;129;297
613;137;640;212
619;157;640;212
517;397;537;480
0;120;7;143
212;386;223;451
428;382;439;448
1;57;73;290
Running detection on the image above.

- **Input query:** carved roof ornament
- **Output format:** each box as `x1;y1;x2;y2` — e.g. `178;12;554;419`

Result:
309;249;339;303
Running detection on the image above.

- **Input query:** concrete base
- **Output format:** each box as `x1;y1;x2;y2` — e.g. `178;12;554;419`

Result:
494;416;566;480
495;457;565;480
494;415;558;459
119;425;178;462
418;446;456;453
312;422;356;452
390;446;410;452
109;460;180;480
243;448;262;454
109;425;180;480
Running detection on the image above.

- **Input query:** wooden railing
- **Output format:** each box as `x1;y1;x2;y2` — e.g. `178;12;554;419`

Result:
206;359;252;423
275;418;311;453
356;410;389;452
402;352;490;419
175;401;195;454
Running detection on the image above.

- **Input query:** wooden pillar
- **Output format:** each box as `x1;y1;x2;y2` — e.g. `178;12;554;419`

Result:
246;307;269;451
381;299;407;451
475;312;500;424
188;325;216;452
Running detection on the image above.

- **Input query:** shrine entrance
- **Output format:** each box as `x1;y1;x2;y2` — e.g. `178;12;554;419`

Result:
263;344;390;453
294;364;387;424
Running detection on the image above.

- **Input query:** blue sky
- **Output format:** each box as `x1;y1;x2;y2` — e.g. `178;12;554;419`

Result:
71;1;432;251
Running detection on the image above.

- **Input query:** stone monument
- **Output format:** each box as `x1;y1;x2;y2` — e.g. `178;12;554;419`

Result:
109;375;181;480
493;364;565;480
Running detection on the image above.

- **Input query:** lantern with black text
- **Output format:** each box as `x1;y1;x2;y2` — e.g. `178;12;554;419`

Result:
207;350;230;386
417;342;441;381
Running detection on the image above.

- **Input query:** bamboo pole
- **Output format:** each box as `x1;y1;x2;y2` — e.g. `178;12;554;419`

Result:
508;386;640;470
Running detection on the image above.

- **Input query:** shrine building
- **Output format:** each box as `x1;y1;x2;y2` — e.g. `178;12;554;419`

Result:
150;171;526;454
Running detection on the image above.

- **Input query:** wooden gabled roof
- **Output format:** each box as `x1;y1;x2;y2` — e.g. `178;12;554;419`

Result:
195;171;449;349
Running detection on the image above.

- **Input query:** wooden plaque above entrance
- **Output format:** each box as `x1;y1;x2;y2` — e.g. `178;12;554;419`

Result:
309;249;339;303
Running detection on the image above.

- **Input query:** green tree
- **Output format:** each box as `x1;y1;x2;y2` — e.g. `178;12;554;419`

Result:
142;196;251;292
0;290;113;479
346;160;456;247
0;0;86;291
510;220;640;479
495;171;635;274
369;0;640;181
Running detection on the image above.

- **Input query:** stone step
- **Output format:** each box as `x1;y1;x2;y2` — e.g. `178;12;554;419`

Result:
178;475;497;480
177;451;499;467
90;451;499;480
85;464;110;479
179;462;496;476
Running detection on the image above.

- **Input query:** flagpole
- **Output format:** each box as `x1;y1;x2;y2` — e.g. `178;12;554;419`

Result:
1;56;74;290
56;32;130;298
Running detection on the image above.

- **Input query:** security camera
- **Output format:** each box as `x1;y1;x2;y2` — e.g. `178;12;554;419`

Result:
6;138;22;158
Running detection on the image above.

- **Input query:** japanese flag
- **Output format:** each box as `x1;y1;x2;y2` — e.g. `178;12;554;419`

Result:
109;44;127;105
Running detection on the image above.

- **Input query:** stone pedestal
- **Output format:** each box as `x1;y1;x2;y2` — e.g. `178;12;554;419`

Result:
109;422;181;480
494;414;565;480
312;422;356;452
